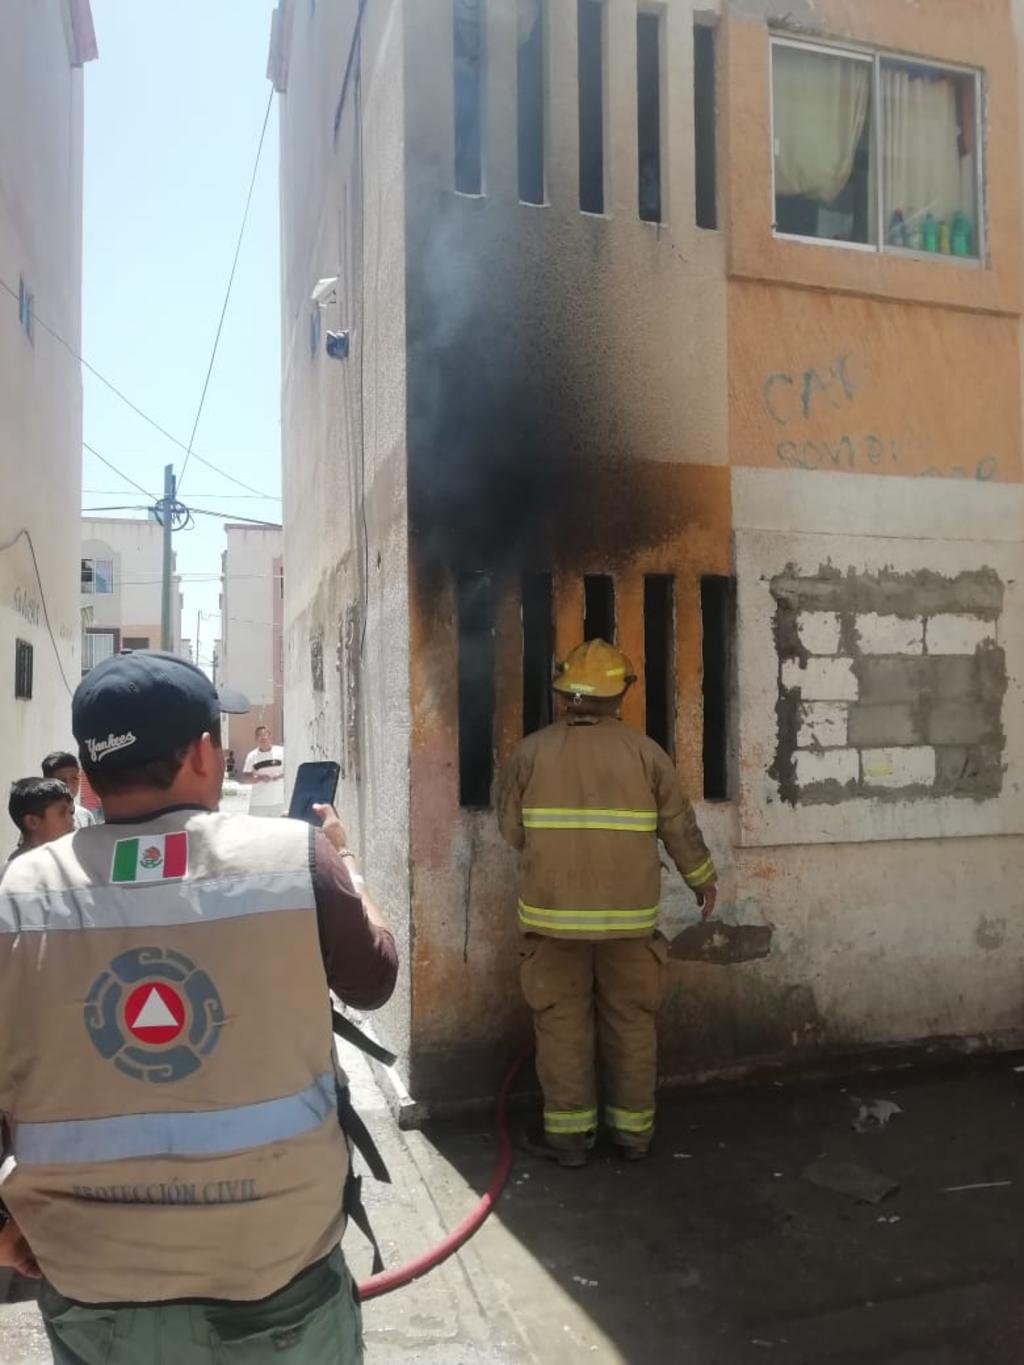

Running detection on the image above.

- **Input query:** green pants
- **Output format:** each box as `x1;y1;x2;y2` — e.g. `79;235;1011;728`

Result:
39;1247;363;1365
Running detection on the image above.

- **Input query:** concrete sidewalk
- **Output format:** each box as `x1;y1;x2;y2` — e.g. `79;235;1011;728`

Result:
3;1053;1024;1363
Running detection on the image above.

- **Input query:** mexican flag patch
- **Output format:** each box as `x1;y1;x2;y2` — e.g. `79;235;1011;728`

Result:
111;832;188;884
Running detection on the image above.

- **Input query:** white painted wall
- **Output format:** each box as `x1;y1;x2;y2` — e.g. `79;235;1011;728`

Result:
220;524;283;760
0;0;95;809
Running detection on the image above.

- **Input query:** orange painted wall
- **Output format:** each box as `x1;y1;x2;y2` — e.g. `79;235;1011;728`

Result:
729;282;1022;482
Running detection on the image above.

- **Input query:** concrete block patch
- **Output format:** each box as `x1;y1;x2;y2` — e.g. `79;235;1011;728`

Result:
797;611;841;656
926;614;997;655
861;746;937;789
782;657;859;701
856;614;924;655
928;702;1002;748
847;703;922;748
797;702;848;749
794;748;859;788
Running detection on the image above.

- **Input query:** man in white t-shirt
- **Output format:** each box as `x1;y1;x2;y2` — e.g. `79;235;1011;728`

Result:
242;726;285;818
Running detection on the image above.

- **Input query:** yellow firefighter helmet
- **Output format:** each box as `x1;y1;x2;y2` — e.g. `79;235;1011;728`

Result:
553;639;636;698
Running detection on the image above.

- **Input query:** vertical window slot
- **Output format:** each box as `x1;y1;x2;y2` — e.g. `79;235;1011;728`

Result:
458;572;496;806
518;0;545;205
454;0;484;195
637;11;662;223
694;21;717;230
644;576;675;755
522;573;554;735
701;575;734;800
583;574;615;643
577;0;605;214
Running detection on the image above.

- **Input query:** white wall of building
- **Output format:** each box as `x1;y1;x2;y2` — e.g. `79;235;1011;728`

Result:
0;0;96;808
220;524;283;765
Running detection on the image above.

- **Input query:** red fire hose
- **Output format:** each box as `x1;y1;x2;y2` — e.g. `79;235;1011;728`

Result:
357;1049;531;1300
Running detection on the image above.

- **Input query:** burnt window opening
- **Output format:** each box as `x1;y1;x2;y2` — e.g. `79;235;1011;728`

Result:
637;11;663;224
15;639;33;700
701;575;734;800
694;21;718;230
644;576;675;756
458;573;496;807
454;0;484;195
522;572;554;736
577;0;605;214
518;0;545;205
583;574;615;643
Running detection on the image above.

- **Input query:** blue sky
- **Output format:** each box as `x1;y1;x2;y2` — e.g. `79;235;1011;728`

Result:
82;0;281;671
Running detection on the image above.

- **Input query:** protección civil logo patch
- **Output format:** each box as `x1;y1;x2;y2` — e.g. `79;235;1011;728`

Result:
84;946;224;1083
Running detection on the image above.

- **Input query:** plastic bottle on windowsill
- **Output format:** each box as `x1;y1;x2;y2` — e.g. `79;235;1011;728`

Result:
887;209;907;247
923;213;939;253
938;220;951;255
951;213;972;257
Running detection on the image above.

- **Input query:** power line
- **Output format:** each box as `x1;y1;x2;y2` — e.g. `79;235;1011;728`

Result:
81;442;156;501
178;87;275;493
0;528;75;696
83;490;279;500
0;275;277;500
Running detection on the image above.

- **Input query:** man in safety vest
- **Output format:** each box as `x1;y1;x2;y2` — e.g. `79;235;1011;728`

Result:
0;651;397;1363
497;639;717;1167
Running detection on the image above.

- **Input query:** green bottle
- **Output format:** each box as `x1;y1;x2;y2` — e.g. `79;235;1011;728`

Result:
923;213;938;253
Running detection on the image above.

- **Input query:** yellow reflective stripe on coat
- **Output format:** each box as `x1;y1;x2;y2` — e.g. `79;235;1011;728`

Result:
522;808;658;833
683;855;716;890
518;901;658;933
605;1106;655;1134
544;1108;598;1134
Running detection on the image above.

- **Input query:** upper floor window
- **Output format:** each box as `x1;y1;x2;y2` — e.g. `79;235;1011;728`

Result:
772;39;982;260
81;557;114;594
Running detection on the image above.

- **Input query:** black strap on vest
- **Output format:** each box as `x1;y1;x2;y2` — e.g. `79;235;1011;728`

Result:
331;1011;395;1278
331;1009;398;1067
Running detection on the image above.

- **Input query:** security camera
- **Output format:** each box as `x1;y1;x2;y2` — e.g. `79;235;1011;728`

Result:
311;276;338;307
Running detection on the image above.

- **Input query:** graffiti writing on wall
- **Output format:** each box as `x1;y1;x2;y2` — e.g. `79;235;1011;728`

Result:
13;586;40;627
763;355;998;481
306;705;331;761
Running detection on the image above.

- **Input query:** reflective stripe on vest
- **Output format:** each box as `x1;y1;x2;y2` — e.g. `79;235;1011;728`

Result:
13;1072;336;1166
518;900;658;934
683;856;716;891
0;870;314;935
522;808;658;833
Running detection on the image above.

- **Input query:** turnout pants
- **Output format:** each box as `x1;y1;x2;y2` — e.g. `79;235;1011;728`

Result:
40;1248;363;1365
520;934;669;1151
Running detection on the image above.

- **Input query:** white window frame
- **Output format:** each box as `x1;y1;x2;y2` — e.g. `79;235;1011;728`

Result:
82;631;116;673
81;557;115;595
769;36;986;266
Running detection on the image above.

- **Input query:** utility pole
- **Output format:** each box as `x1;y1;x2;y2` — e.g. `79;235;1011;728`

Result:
160;464;175;651
195;608;201;670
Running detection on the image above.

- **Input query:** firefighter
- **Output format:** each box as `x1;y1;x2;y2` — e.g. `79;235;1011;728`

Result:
497;639;717;1167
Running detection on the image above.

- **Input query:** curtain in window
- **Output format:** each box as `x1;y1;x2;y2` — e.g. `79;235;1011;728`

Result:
774;47;870;203
882;67;964;228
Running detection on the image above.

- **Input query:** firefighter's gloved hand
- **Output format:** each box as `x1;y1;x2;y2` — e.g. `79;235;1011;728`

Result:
698;884;717;922
313;803;350;854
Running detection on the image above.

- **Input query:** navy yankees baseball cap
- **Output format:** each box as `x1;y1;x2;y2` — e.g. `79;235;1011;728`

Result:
73;651;250;770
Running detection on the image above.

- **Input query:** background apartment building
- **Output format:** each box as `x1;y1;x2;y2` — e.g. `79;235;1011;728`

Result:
219;523;284;766
274;0;1024;1107
80;516;183;672
0;0;96;798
